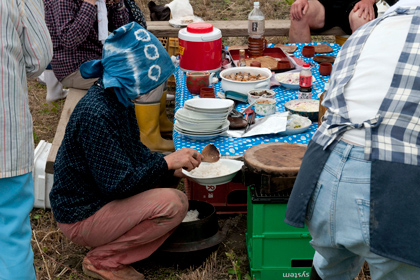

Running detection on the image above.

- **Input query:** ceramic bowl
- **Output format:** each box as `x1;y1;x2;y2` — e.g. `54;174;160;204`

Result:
284;99;319;121
302;46;315;57
319;62;332;76
254;98;277;116
247;89;275;104
182;159;244;186
220;67;272;95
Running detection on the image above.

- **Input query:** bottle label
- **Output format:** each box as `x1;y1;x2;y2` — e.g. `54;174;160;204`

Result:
298;87;312;99
299;76;312;87
252;22;258;32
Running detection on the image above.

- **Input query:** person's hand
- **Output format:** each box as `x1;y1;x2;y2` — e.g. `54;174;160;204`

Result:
84;0;97;5
173;169;185;178
164;148;203;172
352;0;376;21
290;0;309;21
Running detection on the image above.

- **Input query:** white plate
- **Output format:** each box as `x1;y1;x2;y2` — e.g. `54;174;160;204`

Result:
182;159;244;186
178;110;230;119
175;120;229;133
168;16;203;28
176;118;226;130
175;108;228;121
185;98;234;111
175;129;227;140
275;73;314;90
279;118;312;136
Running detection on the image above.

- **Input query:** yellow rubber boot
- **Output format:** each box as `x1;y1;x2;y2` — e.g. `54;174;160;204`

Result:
135;102;175;152
159;91;173;135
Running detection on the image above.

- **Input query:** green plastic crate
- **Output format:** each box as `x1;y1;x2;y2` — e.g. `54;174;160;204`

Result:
249;266;312;280
246;186;314;277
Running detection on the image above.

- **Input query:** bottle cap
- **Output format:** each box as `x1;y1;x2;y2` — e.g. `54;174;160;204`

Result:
303;63;310;67
254;2;259;7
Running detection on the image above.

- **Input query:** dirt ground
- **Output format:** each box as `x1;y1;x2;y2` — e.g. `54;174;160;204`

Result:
27;0;371;279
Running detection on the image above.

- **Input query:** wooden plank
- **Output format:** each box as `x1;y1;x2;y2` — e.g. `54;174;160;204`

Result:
146;19;346;38
45;88;87;174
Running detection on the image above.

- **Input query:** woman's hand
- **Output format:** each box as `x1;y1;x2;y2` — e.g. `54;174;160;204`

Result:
164;148;203;172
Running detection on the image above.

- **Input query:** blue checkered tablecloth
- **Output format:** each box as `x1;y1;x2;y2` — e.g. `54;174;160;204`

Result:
173;42;341;156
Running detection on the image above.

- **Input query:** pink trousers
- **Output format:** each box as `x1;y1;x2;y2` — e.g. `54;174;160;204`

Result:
58;188;188;270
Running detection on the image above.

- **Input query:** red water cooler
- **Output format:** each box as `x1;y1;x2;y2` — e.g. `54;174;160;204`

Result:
178;22;222;72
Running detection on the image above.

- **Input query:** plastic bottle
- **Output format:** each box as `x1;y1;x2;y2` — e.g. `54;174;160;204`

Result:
248;2;265;57
298;63;312;99
239;49;247;67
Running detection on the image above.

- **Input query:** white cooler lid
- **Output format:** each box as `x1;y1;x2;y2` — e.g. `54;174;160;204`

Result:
178;22;222;42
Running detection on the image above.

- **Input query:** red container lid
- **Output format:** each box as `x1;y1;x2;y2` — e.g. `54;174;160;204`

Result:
187;22;213;34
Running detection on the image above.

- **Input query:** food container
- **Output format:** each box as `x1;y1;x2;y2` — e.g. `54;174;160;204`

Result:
254;98;276;116
247;89;275;104
220;67;272;95
285;99;319;121
178;22;222;72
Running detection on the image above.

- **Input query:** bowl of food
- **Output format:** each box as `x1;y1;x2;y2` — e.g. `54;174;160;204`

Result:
279;114;312;136
275;72;300;90
275;73;316;90
254;98;277;116
248;89;275;104
220;67;272;95
284;99;319;121
182;159;244;186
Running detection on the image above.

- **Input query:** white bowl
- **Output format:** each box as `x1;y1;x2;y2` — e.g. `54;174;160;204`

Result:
248;89;276;104
254;98;277;116
182;159;244;186
220;67;272;95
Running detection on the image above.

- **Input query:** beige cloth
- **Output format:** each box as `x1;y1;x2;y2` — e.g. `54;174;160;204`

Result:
61;70;98;90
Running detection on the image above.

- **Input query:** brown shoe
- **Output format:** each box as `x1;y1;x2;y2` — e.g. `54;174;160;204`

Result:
82;257;145;280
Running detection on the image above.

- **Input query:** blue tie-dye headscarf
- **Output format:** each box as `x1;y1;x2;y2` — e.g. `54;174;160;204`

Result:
80;22;175;107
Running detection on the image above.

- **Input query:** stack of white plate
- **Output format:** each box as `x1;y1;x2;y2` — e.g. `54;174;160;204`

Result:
175;98;234;140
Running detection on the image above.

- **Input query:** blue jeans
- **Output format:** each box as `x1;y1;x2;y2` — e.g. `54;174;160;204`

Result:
0;173;36;280
306;141;419;280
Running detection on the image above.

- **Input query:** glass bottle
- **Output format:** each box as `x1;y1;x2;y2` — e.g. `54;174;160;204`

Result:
248;2;265;57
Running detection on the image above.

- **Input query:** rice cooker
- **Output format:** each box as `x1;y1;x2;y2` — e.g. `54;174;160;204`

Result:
178;22;222;73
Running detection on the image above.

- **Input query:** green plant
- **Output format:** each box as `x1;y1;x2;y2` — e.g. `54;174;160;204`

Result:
226;251;251;280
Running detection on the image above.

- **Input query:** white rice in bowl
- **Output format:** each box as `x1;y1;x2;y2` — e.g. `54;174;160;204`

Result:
189;161;232;178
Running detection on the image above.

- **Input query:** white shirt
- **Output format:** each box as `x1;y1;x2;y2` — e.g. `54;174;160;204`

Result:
342;12;411;146
0;0;53;177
